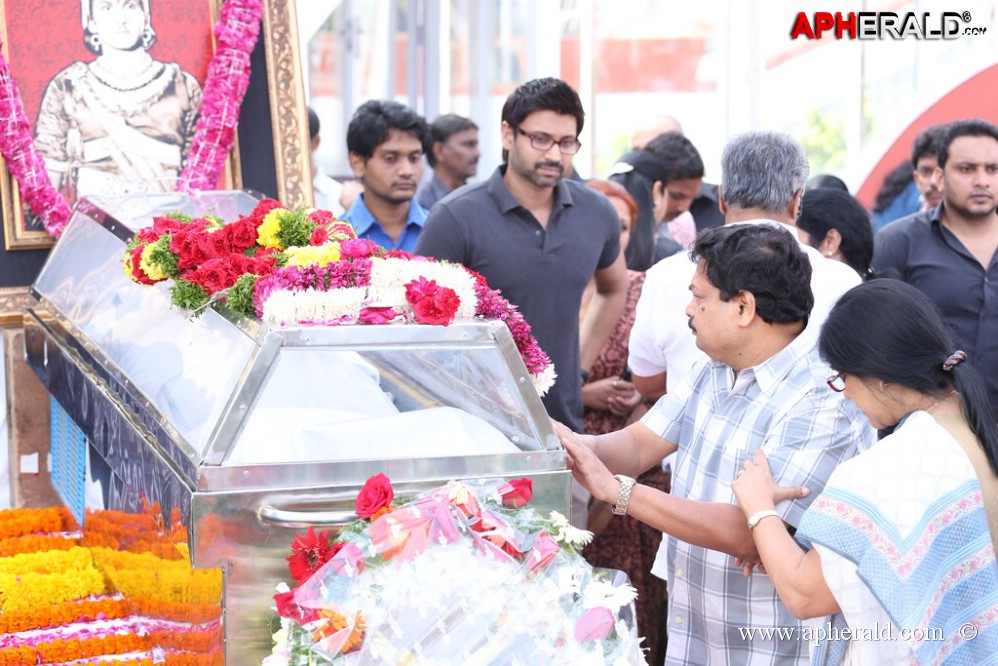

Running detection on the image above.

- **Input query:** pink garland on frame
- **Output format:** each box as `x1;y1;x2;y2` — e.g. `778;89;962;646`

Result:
178;0;263;191
0;0;263;240
0;43;72;238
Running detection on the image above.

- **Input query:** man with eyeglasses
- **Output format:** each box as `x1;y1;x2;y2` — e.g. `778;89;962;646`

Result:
415;78;628;525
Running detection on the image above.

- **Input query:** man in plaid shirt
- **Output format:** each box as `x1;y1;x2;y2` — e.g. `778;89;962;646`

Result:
560;224;872;665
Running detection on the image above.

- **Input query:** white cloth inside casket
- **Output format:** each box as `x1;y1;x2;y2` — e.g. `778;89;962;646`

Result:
227;350;520;464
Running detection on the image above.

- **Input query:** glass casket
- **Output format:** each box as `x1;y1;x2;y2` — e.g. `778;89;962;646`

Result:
23;191;572;664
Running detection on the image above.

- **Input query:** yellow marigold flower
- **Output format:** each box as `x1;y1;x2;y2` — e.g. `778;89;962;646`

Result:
138;243;168;281
285;242;342;267
257;209;286;249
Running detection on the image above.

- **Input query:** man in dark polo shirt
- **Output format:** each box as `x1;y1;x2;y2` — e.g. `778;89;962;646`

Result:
873;118;998;419
415;77;628;434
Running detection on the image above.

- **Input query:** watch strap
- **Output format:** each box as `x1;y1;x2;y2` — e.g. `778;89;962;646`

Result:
611;474;636;516
747;509;781;531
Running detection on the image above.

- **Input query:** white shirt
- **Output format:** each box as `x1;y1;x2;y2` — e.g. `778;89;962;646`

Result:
313;168;346;218
628;219;862;394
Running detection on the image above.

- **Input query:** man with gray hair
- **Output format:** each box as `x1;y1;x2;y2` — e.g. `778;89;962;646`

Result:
629;131;861;402
416;113;480;210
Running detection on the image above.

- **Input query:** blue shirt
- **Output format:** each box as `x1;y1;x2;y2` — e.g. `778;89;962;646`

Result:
342;194;428;252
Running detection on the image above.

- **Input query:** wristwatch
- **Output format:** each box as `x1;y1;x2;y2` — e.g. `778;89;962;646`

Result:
611;474;636;516
746;509;781;531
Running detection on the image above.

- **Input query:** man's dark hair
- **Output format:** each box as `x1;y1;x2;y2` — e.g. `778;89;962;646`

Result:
937;118;998;168
798;188;874;279
805;174;848;191
911;124;947;165
690;224;814;325
308;107;320;141
644;131;705;181
346;100;429;160
500;77;585;135
425;114;477;168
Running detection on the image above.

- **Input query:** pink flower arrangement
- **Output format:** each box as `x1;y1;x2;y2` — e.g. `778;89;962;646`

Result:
122;198;556;394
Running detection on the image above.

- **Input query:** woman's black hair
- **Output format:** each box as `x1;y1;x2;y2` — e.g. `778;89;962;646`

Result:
819;279;998;473
797;188;874;279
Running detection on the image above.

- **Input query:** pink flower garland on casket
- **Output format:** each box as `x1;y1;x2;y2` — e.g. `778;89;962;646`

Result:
0;0;262;239
122;199;557;396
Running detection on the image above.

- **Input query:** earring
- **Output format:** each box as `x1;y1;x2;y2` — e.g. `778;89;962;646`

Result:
86;33;102;52
140;27;156;50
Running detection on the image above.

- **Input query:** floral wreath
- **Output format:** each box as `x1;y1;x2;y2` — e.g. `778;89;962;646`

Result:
0;0;263;239
265;474;644;664
122;198;557;394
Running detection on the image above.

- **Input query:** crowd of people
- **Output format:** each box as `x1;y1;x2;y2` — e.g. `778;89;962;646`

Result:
305;78;998;664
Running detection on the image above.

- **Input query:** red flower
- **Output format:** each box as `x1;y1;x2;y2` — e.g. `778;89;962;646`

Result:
273;588;319;623
383;249;417;260
247;198;284;226
224;217;262;252
183;257;240;294
126;245;156;285
151;215;187;236
310;227;329;246
498;478;533;508
405;277;461;326
286;526;338;585
308;209;334;225
328;221;358;242
356;473;394;519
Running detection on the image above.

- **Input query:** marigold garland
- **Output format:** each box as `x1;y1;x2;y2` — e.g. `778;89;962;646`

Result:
0;596;130;635
0;546;94;576
0;569;107;612
0;507;71;540
0;533;76;557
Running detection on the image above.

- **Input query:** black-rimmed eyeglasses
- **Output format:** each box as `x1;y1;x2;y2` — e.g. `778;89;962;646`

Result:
516;128;581;155
826;372;846;392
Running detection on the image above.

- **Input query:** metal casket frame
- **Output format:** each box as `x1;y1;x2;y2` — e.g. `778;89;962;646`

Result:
24;191;571;664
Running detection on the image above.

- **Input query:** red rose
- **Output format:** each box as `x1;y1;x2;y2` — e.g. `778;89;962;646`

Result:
184;258;239;294
405;277;461;326
310;227;329;246
498;478;533;508
225;217;261;252
136;228;160;243
247;198;284;226
151;215;186;236
273;588;319;623
308;209;334;225
355;473;394;519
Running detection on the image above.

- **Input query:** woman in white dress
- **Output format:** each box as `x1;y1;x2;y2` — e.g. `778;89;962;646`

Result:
34;0;202;201
733;279;998;665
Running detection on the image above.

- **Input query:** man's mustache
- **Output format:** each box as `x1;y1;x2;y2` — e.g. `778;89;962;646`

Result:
535;161;564;174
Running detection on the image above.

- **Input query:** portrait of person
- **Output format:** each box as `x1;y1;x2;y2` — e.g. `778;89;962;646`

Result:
32;0;204;202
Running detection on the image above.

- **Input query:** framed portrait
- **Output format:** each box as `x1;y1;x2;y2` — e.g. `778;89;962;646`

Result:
0;0;309;251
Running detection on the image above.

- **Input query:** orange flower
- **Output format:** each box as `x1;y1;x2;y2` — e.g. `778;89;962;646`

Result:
311;609;366;653
369;505;394;522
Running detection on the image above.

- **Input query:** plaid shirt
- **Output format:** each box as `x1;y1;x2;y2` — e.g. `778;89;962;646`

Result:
642;332;872;665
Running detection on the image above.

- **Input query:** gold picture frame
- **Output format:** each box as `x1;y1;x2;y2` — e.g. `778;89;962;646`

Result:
0;0;311;251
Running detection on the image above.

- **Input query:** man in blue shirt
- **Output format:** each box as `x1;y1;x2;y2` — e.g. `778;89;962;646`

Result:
342;100;430;252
